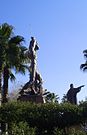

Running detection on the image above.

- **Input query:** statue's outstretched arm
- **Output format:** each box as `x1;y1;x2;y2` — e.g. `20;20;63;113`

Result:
76;85;85;92
78;85;85;89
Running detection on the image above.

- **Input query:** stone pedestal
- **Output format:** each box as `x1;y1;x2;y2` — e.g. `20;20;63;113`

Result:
17;94;45;103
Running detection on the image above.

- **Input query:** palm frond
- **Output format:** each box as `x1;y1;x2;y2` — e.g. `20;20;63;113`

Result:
82;67;87;71
80;64;87;69
19;46;27;52
84;54;87;58
0;23;13;39
15;64;29;75
83;49;87;54
9;36;24;45
9;72;16;82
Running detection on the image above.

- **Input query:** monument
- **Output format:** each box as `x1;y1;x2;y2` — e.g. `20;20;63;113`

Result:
17;37;44;103
66;83;84;104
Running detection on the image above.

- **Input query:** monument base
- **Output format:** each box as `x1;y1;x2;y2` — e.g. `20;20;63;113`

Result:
17;94;45;103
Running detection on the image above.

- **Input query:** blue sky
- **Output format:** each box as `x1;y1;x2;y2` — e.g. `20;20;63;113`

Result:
1;0;87;102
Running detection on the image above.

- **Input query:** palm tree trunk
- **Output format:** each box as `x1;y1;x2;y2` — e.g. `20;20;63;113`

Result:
0;63;3;105
0;72;2;93
0;71;2;105
3;66;9;103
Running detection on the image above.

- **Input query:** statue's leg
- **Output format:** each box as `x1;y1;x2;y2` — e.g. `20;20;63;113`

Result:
32;59;36;82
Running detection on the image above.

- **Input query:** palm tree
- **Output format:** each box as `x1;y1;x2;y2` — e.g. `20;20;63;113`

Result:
80;49;87;71
0;23;28;103
61;94;67;103
43;89;59;103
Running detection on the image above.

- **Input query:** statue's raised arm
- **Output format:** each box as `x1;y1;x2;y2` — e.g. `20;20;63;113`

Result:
77;85;85;90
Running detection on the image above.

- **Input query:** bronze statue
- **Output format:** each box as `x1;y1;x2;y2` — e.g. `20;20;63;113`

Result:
67;84;84;104
28;37;39;83
18;37;44;103
20;36;43;95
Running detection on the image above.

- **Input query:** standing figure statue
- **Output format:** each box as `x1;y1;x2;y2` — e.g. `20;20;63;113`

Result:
18;37;44;103
28;37;39;83
26;36;43;94
67;84;84;104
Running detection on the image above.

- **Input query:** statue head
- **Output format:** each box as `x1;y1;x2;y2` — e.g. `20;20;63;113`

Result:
31;36;35;41
70;83;74;89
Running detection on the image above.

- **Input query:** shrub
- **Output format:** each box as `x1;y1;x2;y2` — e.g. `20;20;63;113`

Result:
9;121;36;135
0;101;86;134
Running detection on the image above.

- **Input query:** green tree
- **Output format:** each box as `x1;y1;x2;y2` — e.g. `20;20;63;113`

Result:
80;49;87;71
0;23;28;103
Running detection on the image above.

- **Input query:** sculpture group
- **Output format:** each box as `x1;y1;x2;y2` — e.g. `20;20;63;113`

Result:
18;37;44;102
18;37;85;104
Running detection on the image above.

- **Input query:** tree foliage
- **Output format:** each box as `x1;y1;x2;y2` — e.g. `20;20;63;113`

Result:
9;122;36;135
43;89;59;103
